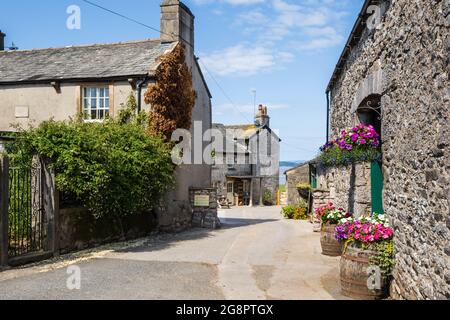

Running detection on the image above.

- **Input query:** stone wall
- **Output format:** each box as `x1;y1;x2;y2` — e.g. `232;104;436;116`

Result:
190;188;221;229
315;163;372;218
261;176;279;205
312;189;333;232
285;164;310;205
328;0;449;299
58;207;159;254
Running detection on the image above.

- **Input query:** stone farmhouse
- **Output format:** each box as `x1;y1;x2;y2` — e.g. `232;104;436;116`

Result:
212;105;280;206
314;0;449;299
0;0;213;230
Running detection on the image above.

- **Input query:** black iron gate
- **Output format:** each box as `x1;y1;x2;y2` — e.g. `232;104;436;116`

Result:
8;160;45;257
1;156;58;267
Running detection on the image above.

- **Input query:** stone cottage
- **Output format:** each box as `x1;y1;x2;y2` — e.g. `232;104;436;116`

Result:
0;0;213;231
212;105;280;206
316;0;449;299
284;162;316;205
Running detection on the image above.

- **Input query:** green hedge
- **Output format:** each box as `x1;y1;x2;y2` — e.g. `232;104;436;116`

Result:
7;118;174;220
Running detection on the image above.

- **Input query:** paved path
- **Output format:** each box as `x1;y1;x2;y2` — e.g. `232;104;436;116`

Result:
0;206;347;300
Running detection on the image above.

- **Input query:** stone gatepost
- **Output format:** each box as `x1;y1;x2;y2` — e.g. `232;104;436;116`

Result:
189;188;221;229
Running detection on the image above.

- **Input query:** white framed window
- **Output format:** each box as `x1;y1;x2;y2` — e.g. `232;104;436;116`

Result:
83;87;110;121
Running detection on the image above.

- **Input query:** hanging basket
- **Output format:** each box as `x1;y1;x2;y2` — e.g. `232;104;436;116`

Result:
297;188;310;199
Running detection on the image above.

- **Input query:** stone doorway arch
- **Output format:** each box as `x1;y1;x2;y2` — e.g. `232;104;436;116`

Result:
355;93;384;215
357;94;382;135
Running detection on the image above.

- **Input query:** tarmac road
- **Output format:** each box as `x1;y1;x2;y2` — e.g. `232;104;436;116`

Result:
0;206;347;300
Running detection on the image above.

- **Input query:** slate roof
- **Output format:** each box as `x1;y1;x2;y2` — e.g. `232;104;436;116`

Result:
0;40;178;84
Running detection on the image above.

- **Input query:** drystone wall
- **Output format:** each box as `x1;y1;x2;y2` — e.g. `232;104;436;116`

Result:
190;188;221;229
285;165;310;205
315;163;372;218
328;0;449;299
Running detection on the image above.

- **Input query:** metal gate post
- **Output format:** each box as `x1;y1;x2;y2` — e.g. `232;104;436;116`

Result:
0;156;9;267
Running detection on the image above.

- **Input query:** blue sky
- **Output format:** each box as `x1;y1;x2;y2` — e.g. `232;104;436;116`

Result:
0;0;363;161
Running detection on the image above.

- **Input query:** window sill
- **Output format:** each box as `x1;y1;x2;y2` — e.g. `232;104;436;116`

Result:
83;119;105;123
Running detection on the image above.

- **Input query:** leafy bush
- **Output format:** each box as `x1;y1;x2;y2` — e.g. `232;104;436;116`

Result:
7;119;174;220
117;93;148;126
263;189;273;206
293;206;308;220
282;205;296;219
282;200;309;220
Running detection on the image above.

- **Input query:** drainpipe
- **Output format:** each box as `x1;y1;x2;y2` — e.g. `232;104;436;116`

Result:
136;76;149;113
326;90;330;144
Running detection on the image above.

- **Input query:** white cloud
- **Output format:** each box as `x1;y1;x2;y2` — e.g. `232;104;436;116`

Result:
225;0;265;5
201;0;349;76
201;44;295;77
235;10;270;26
201;45;275;76
296;35;344;51
293;26;344;51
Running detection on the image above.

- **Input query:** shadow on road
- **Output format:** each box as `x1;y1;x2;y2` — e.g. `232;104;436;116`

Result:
220;218;278;228
114;217;278;254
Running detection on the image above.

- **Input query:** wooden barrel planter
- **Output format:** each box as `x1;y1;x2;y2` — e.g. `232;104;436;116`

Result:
340;244;388;300
320;224;343;256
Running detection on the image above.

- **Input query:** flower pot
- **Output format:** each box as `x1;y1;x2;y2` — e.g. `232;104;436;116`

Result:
320;224;343;256
340;244;389;300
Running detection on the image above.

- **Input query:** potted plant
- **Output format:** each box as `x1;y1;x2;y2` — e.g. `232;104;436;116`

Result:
335;214;394;300
315;203;351;256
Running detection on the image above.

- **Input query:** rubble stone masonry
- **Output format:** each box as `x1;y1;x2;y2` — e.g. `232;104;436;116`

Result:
328;0;449;299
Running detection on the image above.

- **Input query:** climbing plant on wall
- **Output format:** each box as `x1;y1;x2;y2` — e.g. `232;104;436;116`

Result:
144;43;197;141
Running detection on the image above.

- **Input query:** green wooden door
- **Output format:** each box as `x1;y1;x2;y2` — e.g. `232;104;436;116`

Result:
371;161;384;214
310;166;317;189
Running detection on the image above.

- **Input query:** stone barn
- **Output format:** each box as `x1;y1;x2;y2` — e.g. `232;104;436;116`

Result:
316;0;449;299
284;162;315;205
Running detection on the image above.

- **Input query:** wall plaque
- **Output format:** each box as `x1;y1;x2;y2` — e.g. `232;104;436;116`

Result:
194;195;210;207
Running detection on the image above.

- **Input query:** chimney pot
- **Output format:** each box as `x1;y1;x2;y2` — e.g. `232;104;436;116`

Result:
255;104;270;128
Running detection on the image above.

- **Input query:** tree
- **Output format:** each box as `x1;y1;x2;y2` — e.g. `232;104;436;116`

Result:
144;44;196;140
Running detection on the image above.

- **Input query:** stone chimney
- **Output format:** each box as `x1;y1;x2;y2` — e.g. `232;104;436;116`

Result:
160;0;194;59
255;104;270;128
0;31;5;51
